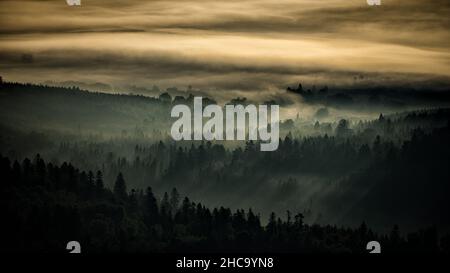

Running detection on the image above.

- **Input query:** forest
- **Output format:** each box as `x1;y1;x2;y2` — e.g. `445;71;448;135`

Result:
1;81;450;253
0;154;448;253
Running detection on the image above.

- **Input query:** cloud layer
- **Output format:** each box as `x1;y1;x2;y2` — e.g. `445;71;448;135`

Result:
0;0;449;98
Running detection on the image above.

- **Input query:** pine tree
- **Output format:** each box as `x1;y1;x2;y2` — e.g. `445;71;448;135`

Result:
267;212;277;238
144;187;159;226
170;188;180;213
160;192;171;217
113;172;127;200
95;170;104;194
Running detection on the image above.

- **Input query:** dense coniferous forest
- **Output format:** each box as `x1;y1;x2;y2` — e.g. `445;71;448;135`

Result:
1;82;450;253
1;154;449;253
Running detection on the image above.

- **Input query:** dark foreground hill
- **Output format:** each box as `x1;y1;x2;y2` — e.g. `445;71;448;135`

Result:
0;154;449;253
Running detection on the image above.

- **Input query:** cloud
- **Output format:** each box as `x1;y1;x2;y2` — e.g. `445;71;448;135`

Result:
0;0;449;98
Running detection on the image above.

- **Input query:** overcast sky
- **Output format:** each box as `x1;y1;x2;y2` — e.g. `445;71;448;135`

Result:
0;0;449;99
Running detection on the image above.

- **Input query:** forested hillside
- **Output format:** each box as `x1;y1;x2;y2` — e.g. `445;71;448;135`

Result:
1;154;448;253
1;82;450;235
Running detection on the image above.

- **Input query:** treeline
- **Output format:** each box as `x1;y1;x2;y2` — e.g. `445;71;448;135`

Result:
0;154;448;253
9;110;444;231
286;82;450;108
0;82;173;138
325;122;450;230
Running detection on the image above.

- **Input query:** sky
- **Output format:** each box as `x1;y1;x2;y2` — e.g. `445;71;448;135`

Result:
0;0;449;100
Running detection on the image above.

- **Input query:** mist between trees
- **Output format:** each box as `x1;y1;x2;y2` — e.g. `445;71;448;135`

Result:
1;82;450;243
